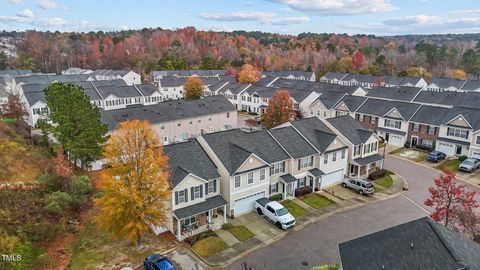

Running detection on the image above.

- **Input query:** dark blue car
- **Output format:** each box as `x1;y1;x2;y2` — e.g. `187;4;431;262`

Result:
144;254;176;270
427;151;446;162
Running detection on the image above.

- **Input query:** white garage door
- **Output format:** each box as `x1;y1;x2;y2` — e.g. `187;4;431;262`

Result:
321;169;344;188
437;142;455;156
234;191;265;216
472;152;480;159
388;134;403;147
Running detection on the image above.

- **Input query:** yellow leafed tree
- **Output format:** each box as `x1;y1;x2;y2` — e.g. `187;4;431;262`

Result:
238;64;260;83
183;76;204;100
95;119;170;245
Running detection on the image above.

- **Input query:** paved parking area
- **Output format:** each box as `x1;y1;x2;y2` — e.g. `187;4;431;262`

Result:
232;211;283;242
324;184;376;203
166;249;207;270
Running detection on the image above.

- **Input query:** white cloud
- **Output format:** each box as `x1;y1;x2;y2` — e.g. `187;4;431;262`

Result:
17;9;34;18
268;0;396;15
199;10;309;25
8;0;23;4
36;0;61;10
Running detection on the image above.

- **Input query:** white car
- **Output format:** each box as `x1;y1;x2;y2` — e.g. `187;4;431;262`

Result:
254;198;295;229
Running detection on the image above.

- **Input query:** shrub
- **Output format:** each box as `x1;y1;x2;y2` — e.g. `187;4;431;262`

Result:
269;194;283;201
0;228;19;253
44;191;72;214
184;230;216;246
459;155;468;162
295;186;313;197
221;223;233;230
38;173;60;192
31;133;41;145
69;175;92;195
368;169;387;180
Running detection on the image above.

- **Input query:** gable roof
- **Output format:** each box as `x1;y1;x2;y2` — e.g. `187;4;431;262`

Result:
290;117;338;153
366;86;422;102
336;95;367;112
202;129;290;174
321;72;348;81
409;105;450;125
268;126;318;158
339;217;480;270
356;98;421;120
326;116;374;145
135;84;158;96
100;95;235;130
163;140;220;188
317;91;346;109
431;77;466;89
96;85;142;98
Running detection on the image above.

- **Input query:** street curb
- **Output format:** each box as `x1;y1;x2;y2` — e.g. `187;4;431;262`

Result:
386;154;480;188
193;189;405;269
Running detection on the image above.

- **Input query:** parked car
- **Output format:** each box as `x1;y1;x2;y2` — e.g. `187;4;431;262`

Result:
144;254;176;270
459;158;480;173
341;178;375;196
427;151;446;162
254;198;295;229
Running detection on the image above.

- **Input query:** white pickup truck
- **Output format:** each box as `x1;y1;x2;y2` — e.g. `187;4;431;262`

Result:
254;198;295;229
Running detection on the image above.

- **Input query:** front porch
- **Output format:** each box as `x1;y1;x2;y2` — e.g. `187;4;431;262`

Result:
279;168;324;199
350;154;384;178
173;195;228;241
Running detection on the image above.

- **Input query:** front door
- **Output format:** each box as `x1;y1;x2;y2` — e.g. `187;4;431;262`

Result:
385;133;390;143
411;137;418;147
456;145;462;155
287;183;294;196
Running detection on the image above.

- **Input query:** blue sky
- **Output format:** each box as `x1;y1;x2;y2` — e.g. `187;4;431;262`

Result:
1;0;479;35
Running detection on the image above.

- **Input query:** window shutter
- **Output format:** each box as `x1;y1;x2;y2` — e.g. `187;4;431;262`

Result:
466;130;470;138
213;179;217;193
298;159;301;170
200;185;203;198
184;189;188;202
410;123;414;131
310;156;313;166
269;184;272;194
282;161;285;172
191;187;194;201
270;166;273;175
276;183;279;192
205;183;209;195
175;191;179;205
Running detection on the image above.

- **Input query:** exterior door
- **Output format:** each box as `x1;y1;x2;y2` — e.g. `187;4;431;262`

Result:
411;137;418;147
456;145;463;155
287;183;294;196
385;133;390;143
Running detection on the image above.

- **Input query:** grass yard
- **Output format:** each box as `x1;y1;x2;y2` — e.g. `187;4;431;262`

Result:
373;185;383;193
375;174;393;188
228;225;255;242
281;200;307;218
301;194;334;209
1;118;17;124
436;159;460;172
192;236;229;258
414;152;428;162
388;148;405;155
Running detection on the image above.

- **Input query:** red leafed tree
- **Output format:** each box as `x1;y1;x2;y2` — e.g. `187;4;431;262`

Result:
1;94;29;119
261;90;295;129
52;144;73;179
352;51;364;70
424;169;479;227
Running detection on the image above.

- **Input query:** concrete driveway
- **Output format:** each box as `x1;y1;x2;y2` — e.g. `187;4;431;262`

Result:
232;211;283;242
221;156;480;269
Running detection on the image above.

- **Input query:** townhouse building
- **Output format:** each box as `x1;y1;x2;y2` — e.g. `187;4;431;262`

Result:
158;76;226;100
325;116;383;178
330;95;368;118
426;78;480;92
90;69;141;85
319;72;428;89
100;95;237;146
307;86;367;118
261;70;316;81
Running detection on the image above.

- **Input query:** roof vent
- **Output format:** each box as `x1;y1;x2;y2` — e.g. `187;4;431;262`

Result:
410;242;414;249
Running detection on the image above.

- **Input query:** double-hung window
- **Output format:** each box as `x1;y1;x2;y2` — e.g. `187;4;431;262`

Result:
177;190;185;203
332;152;337;162
298;177;306;187
447;127;468;139
259;169;266;181
324;154;328;164
208;180;215;193
341;149;346;159
299;156;313;169
194;186;201;199
247;172;254;185
427;126;435;135
412;123;420;132
234;176;241;189
385;119;401;129
271;162;285;175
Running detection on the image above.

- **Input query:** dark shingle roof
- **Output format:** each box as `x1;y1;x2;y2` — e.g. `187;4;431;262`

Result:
366;86;422;102
339;217;480;270
255;76;278;86
320;72;348;81
15;74;93;85
317;91;346;109
337;95;367;112
0;69;32;76
174;195;227;219
326;116;374;145
202;129;290;174
431;77;466;89
410;105;450;125
163;140;219;188
356;98;421;120
96;85;141;98
461;80;480;91
290;117;338;153
135;84;158;96
100;95;235;130
353;154;384;165
159;76;187;87
279;174;297;183
268;126;318;158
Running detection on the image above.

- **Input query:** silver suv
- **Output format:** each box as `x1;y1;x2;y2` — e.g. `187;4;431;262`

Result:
341;178;375;196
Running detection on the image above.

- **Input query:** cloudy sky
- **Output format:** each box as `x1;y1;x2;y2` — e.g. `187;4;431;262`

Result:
1;0;480;35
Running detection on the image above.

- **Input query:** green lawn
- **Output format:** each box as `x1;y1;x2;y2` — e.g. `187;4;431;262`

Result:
388;148;405;155
1;118;17;124
192;236;229;258
414;152;428;162
228;225;255;242
375;174;393;188
301;194;335;209
436;159;460;172
281;200;307;218
373;185;383;193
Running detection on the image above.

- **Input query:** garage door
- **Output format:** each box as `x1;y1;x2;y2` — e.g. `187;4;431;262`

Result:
321;169;344;188
436;142;455;156
388;134;403;147
472;152;480;159
234;191;265;216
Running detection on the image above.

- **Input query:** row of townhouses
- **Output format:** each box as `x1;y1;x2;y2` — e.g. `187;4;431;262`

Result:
162;115;382;240
320;71;480;92
62;68;141;85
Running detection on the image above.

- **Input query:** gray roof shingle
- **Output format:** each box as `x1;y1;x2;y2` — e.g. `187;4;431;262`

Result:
268;126;318;158
366;86;422;102
173;195;227;219
356;98;421;120
326;116;374;145
290;117;338;153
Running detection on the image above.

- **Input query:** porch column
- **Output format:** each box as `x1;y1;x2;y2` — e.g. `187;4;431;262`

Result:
380;159;384;169
366;164;370;177
223;205;227;223
208;210;212;223
311;177;316;192
176;217;181;240
357;165;361;178
282;182;286;200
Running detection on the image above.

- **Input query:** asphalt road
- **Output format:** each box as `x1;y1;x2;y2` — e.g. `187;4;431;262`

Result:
222;156;480;270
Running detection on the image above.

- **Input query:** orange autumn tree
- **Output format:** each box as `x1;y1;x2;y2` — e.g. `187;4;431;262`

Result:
95;119;170;246
238;64;260;84
261;90;295;129
183;76;204;100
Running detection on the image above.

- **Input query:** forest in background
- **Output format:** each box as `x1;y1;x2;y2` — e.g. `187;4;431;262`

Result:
1;27;480;81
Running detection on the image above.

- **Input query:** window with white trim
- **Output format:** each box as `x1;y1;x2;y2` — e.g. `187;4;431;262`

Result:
194;186;201;199
177;190;185;203
298;177;306;187
324;154;328;164
341;149;346;159
247;172;254;185
234;176;241;189
270;183;278;193
259;169;266;181
476;136;480;145
384;119;401;129
332;152;337;162
412;123;420;132
447;127;468;139
299;156;313;169
271;162;285;175
208;180;215;193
